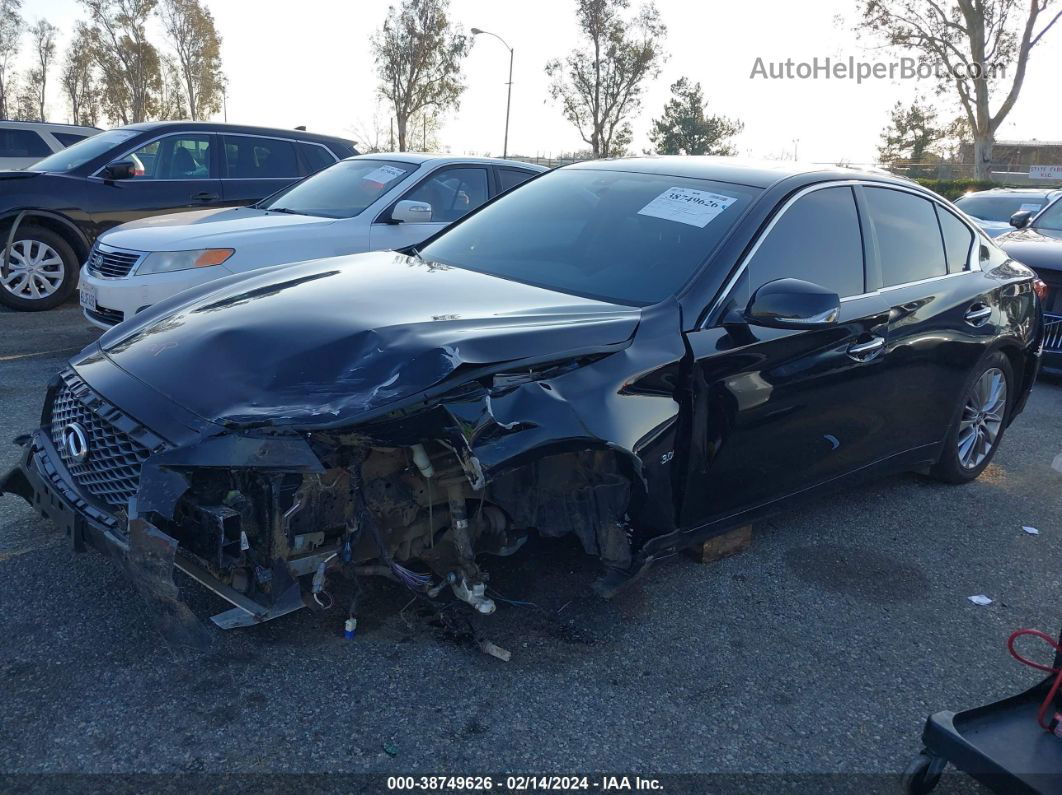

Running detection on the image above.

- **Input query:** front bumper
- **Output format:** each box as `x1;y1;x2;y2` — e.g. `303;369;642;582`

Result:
79;263;234;329
1;429;307;636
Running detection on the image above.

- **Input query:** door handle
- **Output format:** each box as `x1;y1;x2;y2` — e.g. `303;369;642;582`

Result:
847;335;885;362
964;303;992;327
191;192;218;202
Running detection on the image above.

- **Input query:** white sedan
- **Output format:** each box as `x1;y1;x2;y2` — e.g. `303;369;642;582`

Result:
78;153;546;328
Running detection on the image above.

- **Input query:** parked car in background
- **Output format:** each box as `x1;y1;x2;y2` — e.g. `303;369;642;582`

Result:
0;158;1042;632
954;187;1062;237
78;153;545;328
0;121;357;311
0;120;102;170
996;194;1062;376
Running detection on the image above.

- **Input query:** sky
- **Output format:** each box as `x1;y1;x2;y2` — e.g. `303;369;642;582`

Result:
18;0;1062;163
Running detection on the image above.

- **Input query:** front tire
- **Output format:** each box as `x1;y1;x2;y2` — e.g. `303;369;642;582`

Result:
928;352;1013;484
0;225;79;311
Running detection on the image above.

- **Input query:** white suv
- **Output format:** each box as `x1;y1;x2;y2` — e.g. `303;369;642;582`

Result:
78;153;546;328
0;121;102;170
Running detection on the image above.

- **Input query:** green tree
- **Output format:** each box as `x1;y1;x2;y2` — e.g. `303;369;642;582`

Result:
648;78;742;156
877;97;941;167
546;0;667;158
61;23;102;126
81;0;162;124
26;19;58;121
855;0;1062;180
0;0;23;119
158;0;223;120
371;0;469;152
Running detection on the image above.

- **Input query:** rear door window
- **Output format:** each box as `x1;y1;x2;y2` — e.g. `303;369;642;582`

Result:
52;132;90;148
747;186;865;298
298;142;337;174
223;135;300;179
865;187;947;287
497;167;537;193
936;206;975;273
0;128;52;158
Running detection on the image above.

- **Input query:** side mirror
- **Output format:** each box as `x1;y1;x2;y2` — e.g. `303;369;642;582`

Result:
390;200;432;224
1009;209;1033;229
103;160;137;181
745;278;840;330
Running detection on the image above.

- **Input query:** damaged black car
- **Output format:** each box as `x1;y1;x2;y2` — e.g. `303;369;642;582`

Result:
0;158;1045;637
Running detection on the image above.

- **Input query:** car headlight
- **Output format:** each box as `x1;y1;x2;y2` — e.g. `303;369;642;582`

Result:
136;248;234;275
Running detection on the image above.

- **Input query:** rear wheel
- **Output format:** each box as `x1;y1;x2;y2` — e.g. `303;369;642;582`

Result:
929;352;1012;484
0;225;79;311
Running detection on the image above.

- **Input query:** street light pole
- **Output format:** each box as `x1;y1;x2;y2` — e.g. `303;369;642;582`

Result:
471;28;513;158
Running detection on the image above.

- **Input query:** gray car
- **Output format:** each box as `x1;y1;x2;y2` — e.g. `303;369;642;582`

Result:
954;187;1062;237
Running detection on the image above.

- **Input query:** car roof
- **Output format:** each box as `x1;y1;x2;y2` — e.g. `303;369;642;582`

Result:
0;119;102;132
959;187;1061;196
344;152;549;171
119;121;354;147
564;155;915;190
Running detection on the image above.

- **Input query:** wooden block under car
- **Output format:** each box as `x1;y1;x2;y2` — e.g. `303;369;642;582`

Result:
684;524;752;564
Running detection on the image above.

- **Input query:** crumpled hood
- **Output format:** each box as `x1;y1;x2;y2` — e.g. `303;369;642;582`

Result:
92;251;641;427
997;226;1062;273
99;207;337;251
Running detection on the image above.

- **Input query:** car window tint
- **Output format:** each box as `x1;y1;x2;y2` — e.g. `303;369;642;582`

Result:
747;186;865;298
261;159;417;219
130;135;212;179
223;135;299;179
498;167;536;193
936;206;974;273
0;128;52;158
299;142;336;174
401;167;490;223
52;132;89;148
865;187;947;287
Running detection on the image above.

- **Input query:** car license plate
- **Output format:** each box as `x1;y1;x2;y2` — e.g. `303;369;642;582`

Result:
79;285;97;312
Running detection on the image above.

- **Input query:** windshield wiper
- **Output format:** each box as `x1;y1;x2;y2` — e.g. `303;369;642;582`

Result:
265;207;302;215
407;246;424;261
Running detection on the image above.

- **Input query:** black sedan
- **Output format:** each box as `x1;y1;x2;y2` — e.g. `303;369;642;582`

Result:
996;196;1062;376
0;158;1043;637
0;121;356;311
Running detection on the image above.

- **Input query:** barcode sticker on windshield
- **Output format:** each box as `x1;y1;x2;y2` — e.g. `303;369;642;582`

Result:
362;165;406;187
638;187;737;228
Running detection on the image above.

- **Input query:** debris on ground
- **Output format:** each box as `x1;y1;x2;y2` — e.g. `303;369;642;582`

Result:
1022;526;1040;536
478;639;512;662
968;595;994;606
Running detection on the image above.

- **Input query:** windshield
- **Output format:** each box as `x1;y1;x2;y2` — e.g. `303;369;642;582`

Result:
1033;197;1062;231
420;168;760;306
954;193;1047;222
259;159;418;218
30;129;138;173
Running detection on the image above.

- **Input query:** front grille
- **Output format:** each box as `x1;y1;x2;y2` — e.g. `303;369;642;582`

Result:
49;379;152;509
1045;314;1062;353
86;245;143;279
85;304;124;326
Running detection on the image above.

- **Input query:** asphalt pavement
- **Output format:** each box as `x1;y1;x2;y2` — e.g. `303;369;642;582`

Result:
1;302;1059;790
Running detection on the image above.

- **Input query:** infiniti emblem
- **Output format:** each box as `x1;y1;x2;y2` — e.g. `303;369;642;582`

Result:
61;423;89;464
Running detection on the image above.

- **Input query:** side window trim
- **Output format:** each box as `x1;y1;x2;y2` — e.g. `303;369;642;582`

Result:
89;131;219;180
705;179;985;327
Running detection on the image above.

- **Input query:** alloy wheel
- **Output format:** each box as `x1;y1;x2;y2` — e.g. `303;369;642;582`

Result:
957;367;1007;470
0;239;66;300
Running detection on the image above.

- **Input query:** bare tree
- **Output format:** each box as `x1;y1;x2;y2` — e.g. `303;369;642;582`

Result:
157;53;187;119
855;0;1062;180
81;0;162;124
371;0;469;151
27;18;58;121
61;23;101;125
546;0;667;158
0;0;23;119
158;0;223;120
